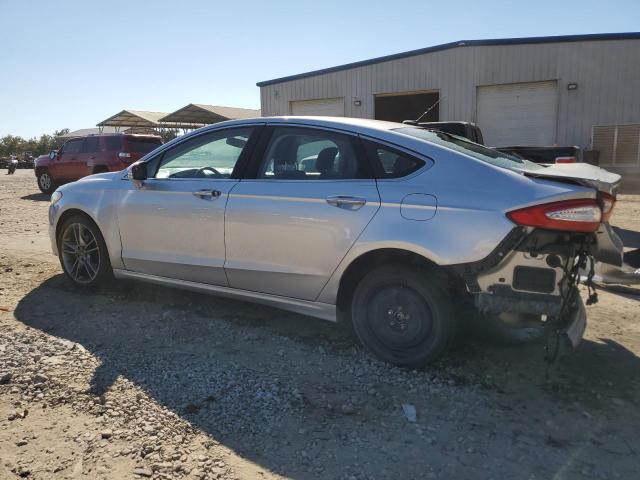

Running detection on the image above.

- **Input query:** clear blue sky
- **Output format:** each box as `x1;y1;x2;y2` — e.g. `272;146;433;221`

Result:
1;0;638;138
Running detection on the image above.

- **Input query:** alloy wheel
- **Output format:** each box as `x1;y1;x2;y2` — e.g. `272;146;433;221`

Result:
60;223;101;284
39;173;51;191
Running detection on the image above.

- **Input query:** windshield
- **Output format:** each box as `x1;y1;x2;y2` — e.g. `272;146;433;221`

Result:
394;127;543;172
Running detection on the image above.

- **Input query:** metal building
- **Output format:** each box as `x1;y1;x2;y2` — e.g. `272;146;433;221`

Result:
257;33;640;176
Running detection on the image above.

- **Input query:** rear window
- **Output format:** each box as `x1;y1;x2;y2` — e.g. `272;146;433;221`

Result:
127;137;162;154
394;127;543;172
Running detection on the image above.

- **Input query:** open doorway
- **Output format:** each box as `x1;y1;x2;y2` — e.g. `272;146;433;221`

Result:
374;91;439;123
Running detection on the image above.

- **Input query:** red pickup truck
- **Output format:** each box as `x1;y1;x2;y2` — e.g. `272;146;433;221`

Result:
34;133;162;193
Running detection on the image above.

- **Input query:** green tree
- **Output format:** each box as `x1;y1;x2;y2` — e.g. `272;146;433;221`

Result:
160;128;180;142
0;128;70;158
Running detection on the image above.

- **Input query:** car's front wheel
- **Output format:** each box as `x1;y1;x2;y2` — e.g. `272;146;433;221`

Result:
351;265;456;368
37;169;55;194
58;215;113;288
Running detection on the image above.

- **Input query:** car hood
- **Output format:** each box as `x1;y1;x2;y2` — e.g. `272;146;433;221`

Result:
34;154;51;167
81;170;121;181
520;163;621;195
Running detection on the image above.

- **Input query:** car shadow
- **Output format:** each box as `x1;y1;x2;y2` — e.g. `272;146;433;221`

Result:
13;274;640;479
21;192;50;202
613;226;640;249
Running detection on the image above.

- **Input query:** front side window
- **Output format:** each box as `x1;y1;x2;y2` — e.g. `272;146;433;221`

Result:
155;127;254;179
61;139;83;155
258;127;371;180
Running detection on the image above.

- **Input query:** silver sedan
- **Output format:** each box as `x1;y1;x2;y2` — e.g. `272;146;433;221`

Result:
48;117;623;367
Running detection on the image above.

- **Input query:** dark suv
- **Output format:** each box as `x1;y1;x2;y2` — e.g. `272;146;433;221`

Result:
34;133;163;193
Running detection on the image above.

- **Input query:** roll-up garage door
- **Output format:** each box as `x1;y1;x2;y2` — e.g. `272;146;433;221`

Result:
592;124;640;166
477;81;558;147
290;98;345;116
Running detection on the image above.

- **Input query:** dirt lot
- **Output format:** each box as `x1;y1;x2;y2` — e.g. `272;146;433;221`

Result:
1;169;639;480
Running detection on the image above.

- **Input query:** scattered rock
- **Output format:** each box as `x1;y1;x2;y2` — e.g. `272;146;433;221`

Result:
402;403;417;423
8;409;28;421
12;466;30;478
132;467;153;477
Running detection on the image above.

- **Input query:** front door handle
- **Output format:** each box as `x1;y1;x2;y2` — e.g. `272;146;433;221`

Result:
326;195;366;210
192;189;222;199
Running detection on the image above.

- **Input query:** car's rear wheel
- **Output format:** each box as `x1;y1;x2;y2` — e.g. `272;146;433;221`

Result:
58;215;112;288
37;169;55;194
351;265;456;368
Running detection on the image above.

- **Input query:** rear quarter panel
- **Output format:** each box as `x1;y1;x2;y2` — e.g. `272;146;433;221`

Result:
317;141;595;304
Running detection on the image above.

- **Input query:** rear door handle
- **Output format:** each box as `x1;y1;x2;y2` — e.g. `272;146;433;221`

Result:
192;189;222;199
326;195;366;210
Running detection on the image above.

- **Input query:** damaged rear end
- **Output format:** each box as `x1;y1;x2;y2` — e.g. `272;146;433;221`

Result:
456;163;623;351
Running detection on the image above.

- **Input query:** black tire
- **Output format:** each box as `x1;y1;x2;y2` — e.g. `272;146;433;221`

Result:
37;169;55;194
57;215;113;288
351;265;456;368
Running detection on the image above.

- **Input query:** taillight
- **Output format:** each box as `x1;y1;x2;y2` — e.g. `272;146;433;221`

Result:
600;192;616;222
555;156;576;164
507;198;602;232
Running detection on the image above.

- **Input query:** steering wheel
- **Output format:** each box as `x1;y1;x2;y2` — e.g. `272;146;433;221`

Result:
196;166;223;178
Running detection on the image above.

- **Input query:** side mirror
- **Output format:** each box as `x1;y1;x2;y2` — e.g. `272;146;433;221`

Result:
226;136;247;149
49;150;58;160
129;162;148;181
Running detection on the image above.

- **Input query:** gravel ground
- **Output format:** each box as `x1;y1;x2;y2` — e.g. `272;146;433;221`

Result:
1;169;639;479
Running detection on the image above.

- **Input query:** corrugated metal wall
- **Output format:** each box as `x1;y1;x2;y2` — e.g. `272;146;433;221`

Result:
260;39;640;150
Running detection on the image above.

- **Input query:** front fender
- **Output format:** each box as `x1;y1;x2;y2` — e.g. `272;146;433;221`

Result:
49;178;125;269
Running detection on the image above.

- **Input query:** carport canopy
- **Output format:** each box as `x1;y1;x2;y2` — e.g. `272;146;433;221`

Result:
159;104;261;127
97;110;169;128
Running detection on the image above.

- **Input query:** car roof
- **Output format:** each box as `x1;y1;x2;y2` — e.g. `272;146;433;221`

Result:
199;116;405;136
158;115;499;166
66;133;162;140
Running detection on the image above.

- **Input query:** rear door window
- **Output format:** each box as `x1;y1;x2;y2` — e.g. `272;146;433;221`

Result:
105;136;123;151
257;127;373;180
127;137;163;154
83;137;100;153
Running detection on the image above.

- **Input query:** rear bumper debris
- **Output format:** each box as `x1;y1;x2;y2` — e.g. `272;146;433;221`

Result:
475;285;562;316
561;293;587;348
